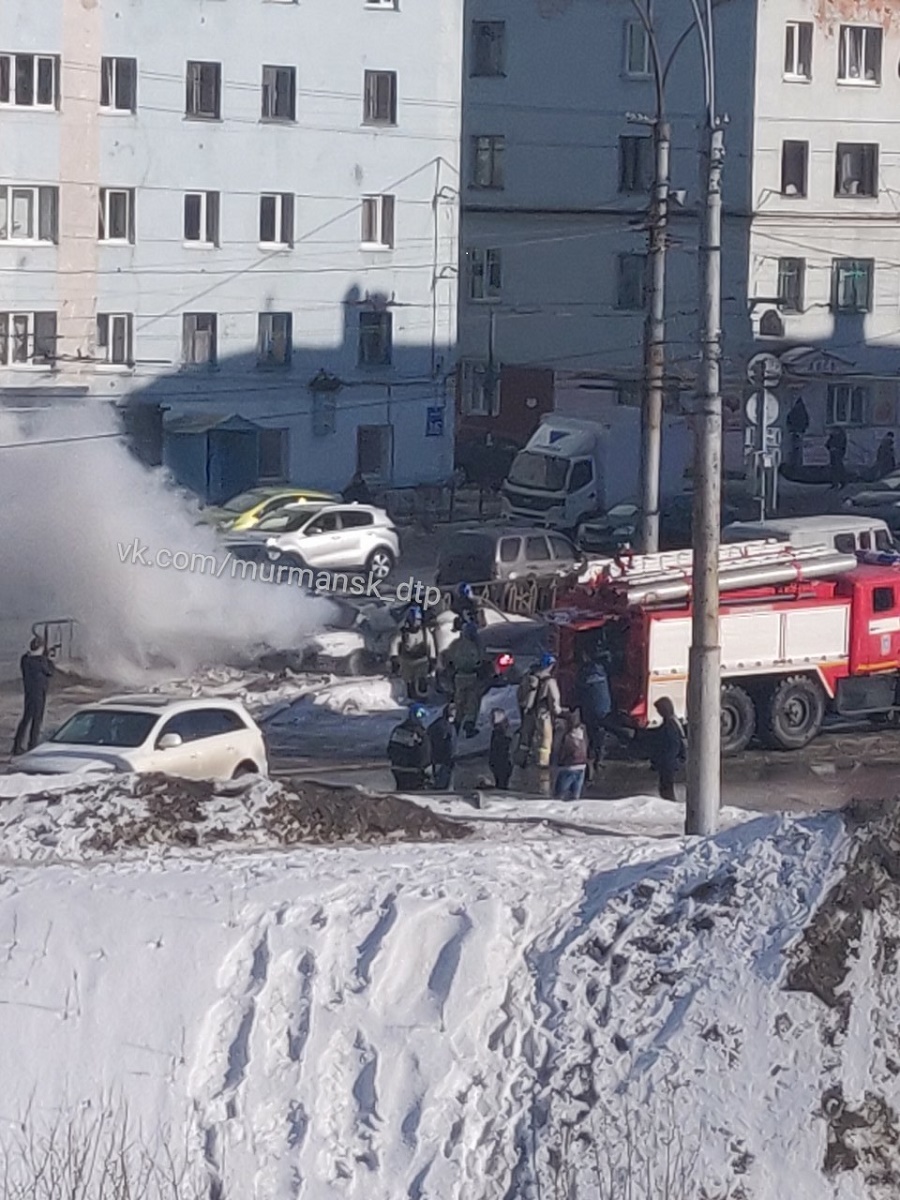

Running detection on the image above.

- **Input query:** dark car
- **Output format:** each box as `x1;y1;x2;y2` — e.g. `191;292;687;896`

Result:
843;470;900;531
576;495;740;556
435;525;583;587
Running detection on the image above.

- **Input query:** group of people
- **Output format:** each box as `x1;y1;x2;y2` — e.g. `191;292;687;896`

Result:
386;699;516;793
785;396;896;487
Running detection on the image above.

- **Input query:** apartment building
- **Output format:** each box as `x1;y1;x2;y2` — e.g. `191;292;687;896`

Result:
458;0;900;473
0;0;462;497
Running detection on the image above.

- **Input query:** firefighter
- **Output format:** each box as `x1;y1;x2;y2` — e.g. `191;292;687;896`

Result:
427;702;458;790
649;696;686;801
516;652;562;769
12;635;55;756
445;621;484;737
451;583;486;630
575;643;613;771
387;703;432;791
489;708;514;789
389;605;436;700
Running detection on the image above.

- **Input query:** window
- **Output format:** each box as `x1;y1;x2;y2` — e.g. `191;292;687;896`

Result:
307;512;341;535
625;19;651;77
98;188;135;242
827;383;869;425
358;310;392;366
780;141;808;197
340;509;374;528
468;247;502;300
460;361;500;415
784;22;812;80
499;538;520;563
835;143;878;197
873;586;895;613
777;258;805;313
183;191;219;245
472;135;504;189
182;313;217;365
365;0;398;8
0;311;57;366
100;57;137;111
567;463;593;493
832;258;874;313
185;61;221;119
96;313;133;365
618;135;653;193
257;312;292;367
258;428;289;482
261;65;296;121
363;70;397;125
471;21;505;77
525;536;551;561
0;53;59;108
361;194;395;247
616;252;647;310
0;185;58;242
838;25;882;84
356;424;392;479
259;192;294;246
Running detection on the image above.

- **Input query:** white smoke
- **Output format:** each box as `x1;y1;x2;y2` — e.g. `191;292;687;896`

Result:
0;404;330;683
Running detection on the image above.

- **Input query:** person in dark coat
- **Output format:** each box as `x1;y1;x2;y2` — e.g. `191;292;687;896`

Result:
826;426;848;488
427;702;458;790
648;696;686;801
553;710;589;801
575;646;613;769
387;704;431;791
451;583;486;630
489;708;514;789
785;397;809;468
342;471;373;505
875;432;896;480
12;635;55;756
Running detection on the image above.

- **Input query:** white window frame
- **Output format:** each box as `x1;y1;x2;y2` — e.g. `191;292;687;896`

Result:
96;312;134;367
472;135;505;189
783;21;812;81
182;313;217;366
360;194;395;248
835;143;879;198
257;311;293;367
100;56;137;112
780;140;808;198
0;53;60;109
365;0;399;10
831;258;874;314
259;192;294;247
98;187;134;243
185;60;222;119
460;361;501;417
183;191;220;247
0;311;57;367
827;383;869;427
261;64;296;122
363;70;398;125
624;20;652;78
0;184;58;243
468;247;502;301
777;257;805;314
838;25;882;85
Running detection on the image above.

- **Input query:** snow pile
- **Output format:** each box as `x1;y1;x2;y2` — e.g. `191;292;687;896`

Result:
0;773;469;862
0;405;329;682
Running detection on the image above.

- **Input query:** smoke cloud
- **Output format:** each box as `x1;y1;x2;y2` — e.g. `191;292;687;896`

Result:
0;404;330;682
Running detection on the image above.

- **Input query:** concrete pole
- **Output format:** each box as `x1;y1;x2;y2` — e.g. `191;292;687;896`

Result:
640;119;671;555
685;120;725;837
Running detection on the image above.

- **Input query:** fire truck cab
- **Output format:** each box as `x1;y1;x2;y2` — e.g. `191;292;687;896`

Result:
549;541;900;755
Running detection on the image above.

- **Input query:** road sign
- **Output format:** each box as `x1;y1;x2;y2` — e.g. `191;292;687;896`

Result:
745;390;780;427
747;352;783;389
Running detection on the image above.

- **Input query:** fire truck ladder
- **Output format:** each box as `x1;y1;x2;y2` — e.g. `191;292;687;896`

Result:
579;540;859;607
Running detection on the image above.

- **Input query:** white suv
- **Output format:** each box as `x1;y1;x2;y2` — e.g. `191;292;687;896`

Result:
12;696;268;780
228;503;400;581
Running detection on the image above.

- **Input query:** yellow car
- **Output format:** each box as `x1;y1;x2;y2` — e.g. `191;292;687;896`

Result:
200;487;341;531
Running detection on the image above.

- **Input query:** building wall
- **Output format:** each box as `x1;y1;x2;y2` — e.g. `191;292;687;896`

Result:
0;0;463;492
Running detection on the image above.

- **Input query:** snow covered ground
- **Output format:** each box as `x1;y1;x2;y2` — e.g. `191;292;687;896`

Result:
0;758;895;1198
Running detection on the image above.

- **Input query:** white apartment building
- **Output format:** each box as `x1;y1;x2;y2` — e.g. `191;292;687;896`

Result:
0;0;462;499
459;0;900;473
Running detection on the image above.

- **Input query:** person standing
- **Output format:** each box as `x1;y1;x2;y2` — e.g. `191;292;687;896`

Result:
826;425;848;489
427;702;458;790
875;431;896;480
451;583;486;630
489;708;514;789
387;704;431;791
785;397;809;469
575;645;612;772
389;606;436;701
553;710;589;801
12;635;55;756
516;652;562;769
342;471;373;505
445;622;484;737
648;696;686;801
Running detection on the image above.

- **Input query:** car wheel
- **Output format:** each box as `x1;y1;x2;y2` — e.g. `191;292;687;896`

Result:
366;547;395;581
231;761;258;779
279;552;307;570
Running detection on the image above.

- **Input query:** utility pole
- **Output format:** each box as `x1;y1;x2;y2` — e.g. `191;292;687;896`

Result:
640;119;671;555
685;117;725;837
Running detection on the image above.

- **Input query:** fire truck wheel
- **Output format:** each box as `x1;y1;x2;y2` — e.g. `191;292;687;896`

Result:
760;675;825;751
720;684;756;756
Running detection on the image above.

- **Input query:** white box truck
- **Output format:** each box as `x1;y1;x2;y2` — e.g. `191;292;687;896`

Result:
500;410;691;531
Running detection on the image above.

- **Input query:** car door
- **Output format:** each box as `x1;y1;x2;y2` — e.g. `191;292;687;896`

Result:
191;707;250;777
549;533;580;576
330;509;366;568
523;534;553;578
151;711;207;778
298;511;342;569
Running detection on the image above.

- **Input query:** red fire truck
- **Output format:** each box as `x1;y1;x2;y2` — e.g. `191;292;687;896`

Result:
548;540;900;754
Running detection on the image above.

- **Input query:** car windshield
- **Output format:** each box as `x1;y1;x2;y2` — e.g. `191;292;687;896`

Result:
51;709;157;747
507;452;569;492
256;506;324;533
222;490;268;513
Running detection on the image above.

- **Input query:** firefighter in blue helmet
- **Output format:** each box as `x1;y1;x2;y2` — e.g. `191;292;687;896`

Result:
445;621;484;736
517;651;562;768
389;604;436;700
451;582;486;630
387;703;432;791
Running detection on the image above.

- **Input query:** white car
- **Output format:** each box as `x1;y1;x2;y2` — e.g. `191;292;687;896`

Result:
226;503;400;581
12;696;268;780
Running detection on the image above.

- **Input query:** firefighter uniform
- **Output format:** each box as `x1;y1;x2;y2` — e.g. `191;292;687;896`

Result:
446;631;484;734
517;664;562;768
390;620;437;699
